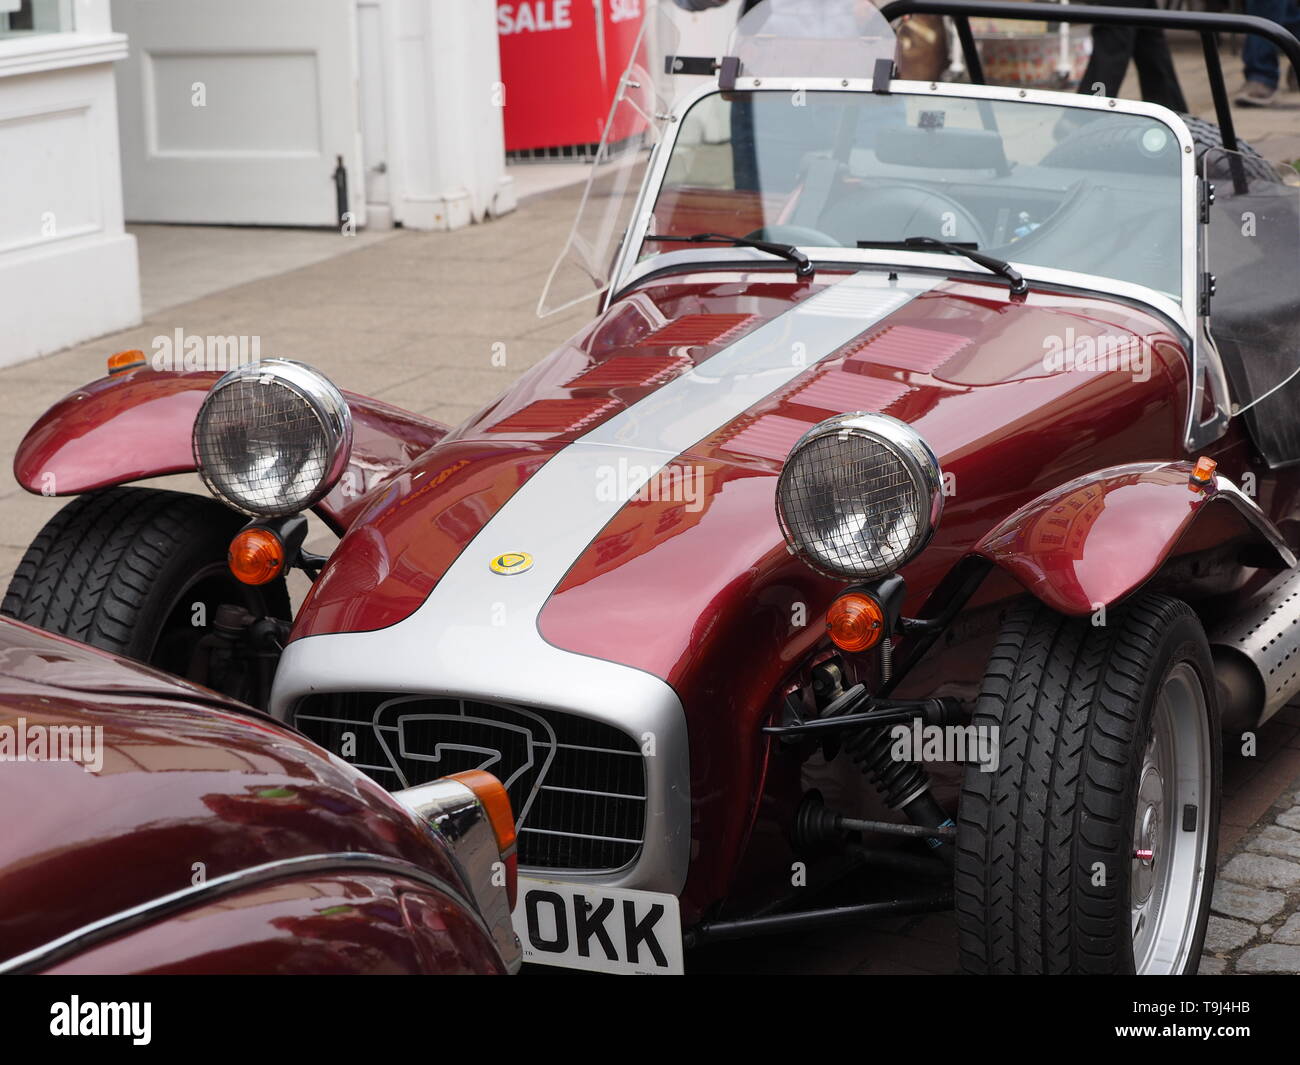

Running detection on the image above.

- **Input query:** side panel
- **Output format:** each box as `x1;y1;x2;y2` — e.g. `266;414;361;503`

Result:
12;369;448;532
40;874;505;975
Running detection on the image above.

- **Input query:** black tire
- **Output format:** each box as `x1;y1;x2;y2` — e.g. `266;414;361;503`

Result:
1042;112;1279;185
1180;113;1280;185
2;487;289;686
956;593;1221;975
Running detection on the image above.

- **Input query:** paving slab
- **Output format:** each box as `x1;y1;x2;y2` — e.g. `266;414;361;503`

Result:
1220;853;1300;890
1204;915;1258;953
1275;913;1300;944
1236;943;1300;973
1211;880;1289;923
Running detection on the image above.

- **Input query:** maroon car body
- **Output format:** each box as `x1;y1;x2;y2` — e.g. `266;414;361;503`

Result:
0;619;515;975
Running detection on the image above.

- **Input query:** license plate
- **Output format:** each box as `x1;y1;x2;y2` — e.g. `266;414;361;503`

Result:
511;877;684;975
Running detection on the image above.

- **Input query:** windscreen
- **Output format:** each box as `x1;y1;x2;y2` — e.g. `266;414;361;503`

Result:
645;91;1186;298
536;8;679;317
536;0;901;317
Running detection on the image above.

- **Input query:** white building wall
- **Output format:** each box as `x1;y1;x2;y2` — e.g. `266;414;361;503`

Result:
0;0;140;368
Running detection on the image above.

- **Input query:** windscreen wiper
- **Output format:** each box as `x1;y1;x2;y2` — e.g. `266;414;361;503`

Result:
645;232;814;278
856;236;1028;296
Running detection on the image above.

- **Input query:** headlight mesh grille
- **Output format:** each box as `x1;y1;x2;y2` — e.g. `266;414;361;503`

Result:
778;431;924;579
195;378;330;517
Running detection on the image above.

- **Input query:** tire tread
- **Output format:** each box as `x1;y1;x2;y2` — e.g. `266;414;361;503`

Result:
956;593;1219;974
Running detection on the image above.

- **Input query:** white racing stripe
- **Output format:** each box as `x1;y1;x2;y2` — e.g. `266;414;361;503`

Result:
271;272;938;895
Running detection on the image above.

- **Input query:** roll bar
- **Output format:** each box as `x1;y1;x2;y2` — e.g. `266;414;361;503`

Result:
878;0;1300;156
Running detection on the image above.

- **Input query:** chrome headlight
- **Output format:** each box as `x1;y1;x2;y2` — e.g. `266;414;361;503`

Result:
192;359;353;518
776;412;943;580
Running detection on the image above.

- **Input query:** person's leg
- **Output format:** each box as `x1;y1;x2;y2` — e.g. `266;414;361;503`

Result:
1079;24;1139;97
1242;0;1287;88
1285;0;1300;88
1132;26;1190;111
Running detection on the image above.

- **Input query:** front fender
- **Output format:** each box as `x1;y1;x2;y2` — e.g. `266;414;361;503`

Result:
972;461;1296;616
13;368;449;532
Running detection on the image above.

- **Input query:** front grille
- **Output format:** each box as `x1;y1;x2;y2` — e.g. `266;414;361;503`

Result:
294;693;647;872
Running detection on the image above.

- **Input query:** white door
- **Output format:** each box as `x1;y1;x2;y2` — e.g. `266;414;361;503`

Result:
112;0;365;228
355;0;390;225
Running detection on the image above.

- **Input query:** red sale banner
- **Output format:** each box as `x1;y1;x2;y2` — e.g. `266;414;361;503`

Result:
497;0;646;151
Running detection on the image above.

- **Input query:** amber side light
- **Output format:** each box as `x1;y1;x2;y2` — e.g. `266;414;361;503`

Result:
106;349;146;374
826;591;887;653
449;769;518;908
1189;455;1218;488
228;528;286;586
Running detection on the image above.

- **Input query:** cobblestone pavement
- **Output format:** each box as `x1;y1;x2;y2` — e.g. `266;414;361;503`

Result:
1198;708;1300;975
1;30;1298;976
1203;775;1300;973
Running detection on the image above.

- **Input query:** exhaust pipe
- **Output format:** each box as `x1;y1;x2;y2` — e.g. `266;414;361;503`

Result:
1208;566;1300;731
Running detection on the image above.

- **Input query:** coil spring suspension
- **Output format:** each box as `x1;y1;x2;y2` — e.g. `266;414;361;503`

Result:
826;641;933;812
842;722;933;810
827;643;955;841
839;716;953;847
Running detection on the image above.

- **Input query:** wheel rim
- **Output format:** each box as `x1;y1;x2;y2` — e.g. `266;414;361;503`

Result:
1130;661;1212;974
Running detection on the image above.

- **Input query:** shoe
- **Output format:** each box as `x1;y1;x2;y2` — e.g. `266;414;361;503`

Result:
1236;80;1277;107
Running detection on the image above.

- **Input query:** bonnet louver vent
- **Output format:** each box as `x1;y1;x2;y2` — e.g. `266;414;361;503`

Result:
843;325;971;375
566;354;692;390
487;398;622;434
784;372;911;414
640;313;757;347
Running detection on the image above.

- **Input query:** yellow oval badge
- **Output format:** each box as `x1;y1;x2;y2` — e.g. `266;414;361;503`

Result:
489;551;534;575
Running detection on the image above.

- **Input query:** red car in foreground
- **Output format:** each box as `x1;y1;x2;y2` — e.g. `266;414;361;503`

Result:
0;618;519;975
4;1;1300;974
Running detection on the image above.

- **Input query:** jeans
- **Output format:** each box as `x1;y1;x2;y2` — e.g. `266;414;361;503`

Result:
1243;0;1300;89
1078;0;1188;112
